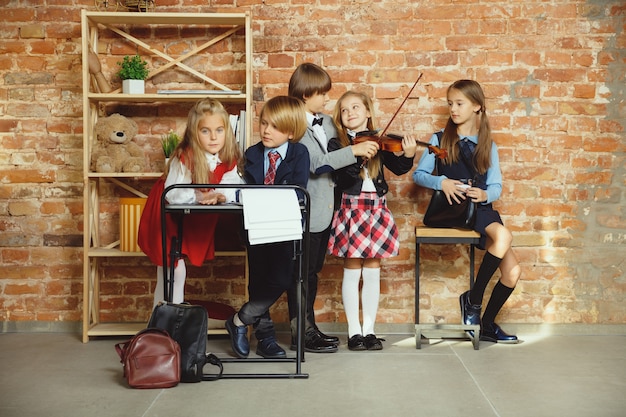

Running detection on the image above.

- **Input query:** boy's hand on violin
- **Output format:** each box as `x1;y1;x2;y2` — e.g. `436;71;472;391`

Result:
195;189;226;205
351;140;379;159
401;134;418;158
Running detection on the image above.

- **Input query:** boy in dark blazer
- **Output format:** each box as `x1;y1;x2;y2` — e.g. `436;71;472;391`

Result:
225;96;310;359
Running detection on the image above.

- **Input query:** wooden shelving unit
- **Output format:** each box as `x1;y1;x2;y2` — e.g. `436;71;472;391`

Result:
81;10;252;342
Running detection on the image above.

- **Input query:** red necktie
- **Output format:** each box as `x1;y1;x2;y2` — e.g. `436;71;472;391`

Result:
264;151;280;184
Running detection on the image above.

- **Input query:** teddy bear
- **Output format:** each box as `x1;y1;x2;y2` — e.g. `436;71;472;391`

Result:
91;113;146;173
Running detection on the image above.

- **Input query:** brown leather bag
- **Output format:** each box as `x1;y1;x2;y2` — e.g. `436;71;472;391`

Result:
115;328;181;389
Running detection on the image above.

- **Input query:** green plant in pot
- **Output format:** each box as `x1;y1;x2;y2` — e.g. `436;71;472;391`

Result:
161;130;181;160
117;54;149;94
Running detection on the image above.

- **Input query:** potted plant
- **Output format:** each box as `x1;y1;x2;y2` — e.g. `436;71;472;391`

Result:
117;54;149;94
161;130;180;162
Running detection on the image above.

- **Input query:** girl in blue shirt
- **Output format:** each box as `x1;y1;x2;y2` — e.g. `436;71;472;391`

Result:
412;79;521;343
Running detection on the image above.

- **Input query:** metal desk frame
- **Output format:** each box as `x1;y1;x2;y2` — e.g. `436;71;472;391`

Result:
161;184;310;378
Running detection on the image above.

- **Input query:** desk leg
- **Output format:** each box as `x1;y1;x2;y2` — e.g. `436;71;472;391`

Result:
415;241;420;325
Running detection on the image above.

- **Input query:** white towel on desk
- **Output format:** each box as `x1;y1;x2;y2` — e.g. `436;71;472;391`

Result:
240;189;302;245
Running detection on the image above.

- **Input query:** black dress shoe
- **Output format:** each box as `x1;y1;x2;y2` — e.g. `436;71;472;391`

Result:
313;328;339;344
363;334;385;350
256;336;286;359
290;330;338;353
460;290;482;337
348;334;366;351
480;323;518;343
225;315;249;358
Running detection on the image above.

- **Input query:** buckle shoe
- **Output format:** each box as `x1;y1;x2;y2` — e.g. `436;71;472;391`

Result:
256;336;287;359
363;334;385;350
348;334;367;351
225;315;249;358
480;323;518;344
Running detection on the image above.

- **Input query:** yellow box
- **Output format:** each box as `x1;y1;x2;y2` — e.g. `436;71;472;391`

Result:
119;197;147;252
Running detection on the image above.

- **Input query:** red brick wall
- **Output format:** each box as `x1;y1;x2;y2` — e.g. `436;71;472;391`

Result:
1;0;624;328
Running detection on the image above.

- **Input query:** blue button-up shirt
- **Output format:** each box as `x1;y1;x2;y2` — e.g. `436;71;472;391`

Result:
412;131;502;205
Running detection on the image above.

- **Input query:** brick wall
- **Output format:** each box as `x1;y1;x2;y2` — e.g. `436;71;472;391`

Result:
0;0;624;330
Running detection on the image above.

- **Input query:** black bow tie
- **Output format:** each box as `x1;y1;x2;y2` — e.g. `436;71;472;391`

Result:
312;117;323;126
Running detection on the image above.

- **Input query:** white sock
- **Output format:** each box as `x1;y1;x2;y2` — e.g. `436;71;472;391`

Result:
233;313;245;327
361;267;380;336
153;266;164;308
153;259;186;307
342;268;362;337
172;259;186;304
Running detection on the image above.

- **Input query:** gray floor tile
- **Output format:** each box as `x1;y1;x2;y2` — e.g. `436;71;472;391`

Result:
0;332;624;417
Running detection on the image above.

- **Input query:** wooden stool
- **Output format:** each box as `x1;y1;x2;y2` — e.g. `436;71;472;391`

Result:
414;227;481;350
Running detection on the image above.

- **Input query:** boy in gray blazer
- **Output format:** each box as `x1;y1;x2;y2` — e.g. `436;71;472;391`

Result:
287;63;379;353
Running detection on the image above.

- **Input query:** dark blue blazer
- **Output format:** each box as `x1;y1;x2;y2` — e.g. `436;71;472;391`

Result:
244;141;310;200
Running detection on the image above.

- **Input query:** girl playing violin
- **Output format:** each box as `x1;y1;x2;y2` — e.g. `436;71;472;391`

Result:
328;91;417;351
412;79;521;343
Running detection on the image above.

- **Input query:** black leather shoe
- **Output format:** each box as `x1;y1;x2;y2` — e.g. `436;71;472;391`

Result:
290;330;338;353
363;334;385;350
460;291;482;323
313;328;339;344
460;291;482;338
348;334;366;351
256;337;286;359
480;323;518;344
225;315;249;358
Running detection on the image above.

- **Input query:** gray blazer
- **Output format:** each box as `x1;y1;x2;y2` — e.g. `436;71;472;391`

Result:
299;113;356;233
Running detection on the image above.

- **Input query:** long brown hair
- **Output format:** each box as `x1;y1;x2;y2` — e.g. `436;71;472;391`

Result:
166;98;241;183
440;80;492;174
333;90;382;178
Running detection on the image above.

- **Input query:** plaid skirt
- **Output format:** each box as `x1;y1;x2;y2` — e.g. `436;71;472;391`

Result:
327;192;399;258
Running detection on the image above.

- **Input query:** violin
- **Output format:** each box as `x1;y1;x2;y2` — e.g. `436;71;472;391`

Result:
354;129;448;159
353;73;448;166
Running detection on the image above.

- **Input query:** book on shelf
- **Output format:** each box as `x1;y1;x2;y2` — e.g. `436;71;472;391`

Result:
229;110;246;153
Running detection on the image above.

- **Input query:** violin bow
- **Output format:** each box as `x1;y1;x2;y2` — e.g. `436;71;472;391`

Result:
358;73;423;168
379;72;423;138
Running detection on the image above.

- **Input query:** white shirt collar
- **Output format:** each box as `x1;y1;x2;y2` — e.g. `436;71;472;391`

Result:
205;152;221;171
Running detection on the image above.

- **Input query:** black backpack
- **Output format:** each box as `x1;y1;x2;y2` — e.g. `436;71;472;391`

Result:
148;302;223;382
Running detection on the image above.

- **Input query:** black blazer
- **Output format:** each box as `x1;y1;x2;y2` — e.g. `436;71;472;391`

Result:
328;138;414;197
244;141;310;201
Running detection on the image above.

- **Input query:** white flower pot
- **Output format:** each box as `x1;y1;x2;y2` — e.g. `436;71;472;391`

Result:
122;79;145;94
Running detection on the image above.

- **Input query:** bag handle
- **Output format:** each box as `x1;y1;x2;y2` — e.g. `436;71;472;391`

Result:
202;353;224;381
114;328;173;362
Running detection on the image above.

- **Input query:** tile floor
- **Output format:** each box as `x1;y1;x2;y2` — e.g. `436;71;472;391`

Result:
0;328;624;417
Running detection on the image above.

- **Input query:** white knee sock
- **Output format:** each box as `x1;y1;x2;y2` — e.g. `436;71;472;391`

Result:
342;268;362;337
153;266;165;308
361;267;380;336
153;259;186;307
172;259;186;304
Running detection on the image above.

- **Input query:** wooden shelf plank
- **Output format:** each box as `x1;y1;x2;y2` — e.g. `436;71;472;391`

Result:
85;11;248;26
87;93;247;103
87;322;227;337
